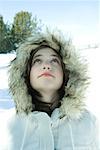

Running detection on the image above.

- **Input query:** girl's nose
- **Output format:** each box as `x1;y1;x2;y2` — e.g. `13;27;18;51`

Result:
42;62;51;70
43;66;50;70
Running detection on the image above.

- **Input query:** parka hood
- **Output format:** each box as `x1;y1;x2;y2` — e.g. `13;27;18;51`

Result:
8;30;89;119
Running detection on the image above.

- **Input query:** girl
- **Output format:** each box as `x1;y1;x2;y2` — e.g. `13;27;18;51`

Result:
1;31;99;149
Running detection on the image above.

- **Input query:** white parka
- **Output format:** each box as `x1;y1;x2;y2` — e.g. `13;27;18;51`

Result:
0;31;99;150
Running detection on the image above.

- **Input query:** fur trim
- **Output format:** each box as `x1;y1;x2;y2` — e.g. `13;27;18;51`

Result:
8;30;89;119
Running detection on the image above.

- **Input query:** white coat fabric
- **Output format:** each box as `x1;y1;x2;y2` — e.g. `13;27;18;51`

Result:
0;31;99;149
0;108;99;150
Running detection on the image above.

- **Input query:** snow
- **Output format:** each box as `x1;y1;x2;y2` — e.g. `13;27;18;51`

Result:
81;47;100;121
0;53;16;111
0;53;16;89
0;53;16;67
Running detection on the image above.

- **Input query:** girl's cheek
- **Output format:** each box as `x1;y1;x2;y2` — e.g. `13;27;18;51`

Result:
30;67;36;75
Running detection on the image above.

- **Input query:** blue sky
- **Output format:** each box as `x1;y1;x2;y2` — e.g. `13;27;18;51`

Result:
0;0;99;46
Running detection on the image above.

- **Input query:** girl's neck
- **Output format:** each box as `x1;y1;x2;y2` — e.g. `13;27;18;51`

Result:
39;91;58;103
33;91;61;116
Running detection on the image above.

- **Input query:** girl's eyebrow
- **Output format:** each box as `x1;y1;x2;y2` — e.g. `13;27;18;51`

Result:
51;54;59;58
51;54;61;60
33;54;42;59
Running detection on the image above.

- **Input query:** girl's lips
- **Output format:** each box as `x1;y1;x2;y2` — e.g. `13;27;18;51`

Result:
38;72;55;78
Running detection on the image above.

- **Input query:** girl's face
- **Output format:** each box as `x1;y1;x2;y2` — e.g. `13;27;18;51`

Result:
30;48;63;94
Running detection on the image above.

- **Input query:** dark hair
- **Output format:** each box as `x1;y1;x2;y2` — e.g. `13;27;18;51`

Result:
24;45;69;108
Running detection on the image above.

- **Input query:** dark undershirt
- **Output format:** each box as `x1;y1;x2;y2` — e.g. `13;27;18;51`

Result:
34;99;61;116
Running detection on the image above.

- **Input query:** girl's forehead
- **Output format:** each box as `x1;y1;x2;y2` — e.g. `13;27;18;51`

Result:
33;47;59;58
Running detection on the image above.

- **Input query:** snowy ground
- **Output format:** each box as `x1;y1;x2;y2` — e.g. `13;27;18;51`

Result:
0;53;15;111
0;48;100;123
81;47;100;121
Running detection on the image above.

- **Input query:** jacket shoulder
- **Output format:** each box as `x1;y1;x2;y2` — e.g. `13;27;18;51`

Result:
0;111;38;150
82;110;97;124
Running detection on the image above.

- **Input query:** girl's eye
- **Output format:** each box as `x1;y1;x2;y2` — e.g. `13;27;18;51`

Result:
32;59;42;65
51;58;60;64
